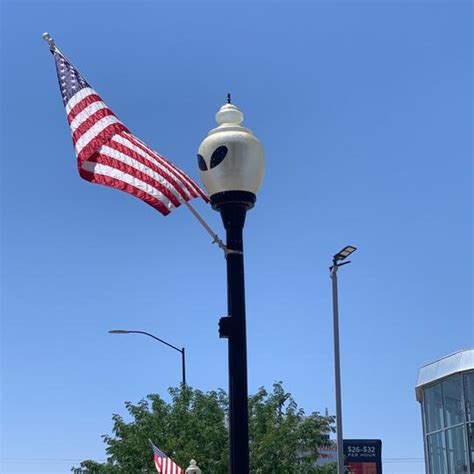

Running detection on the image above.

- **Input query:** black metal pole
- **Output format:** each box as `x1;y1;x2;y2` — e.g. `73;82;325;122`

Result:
212;190;255;474
181;347;186;387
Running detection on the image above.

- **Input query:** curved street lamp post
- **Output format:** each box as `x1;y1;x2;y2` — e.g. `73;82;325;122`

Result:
109;330;186;386
197;98;265;474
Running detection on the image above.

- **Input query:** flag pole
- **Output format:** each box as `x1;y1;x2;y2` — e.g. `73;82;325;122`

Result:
42;32;225;256
182;201;234;256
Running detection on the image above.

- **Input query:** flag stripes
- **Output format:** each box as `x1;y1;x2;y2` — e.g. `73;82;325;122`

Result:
52;50;208;215
150;441;183;474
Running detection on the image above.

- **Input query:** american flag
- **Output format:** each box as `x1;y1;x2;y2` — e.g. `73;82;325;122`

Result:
150;440;184;474
50;48;208;215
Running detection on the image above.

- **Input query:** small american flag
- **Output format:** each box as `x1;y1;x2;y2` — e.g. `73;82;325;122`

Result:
50;48;208;215
150;440;183;474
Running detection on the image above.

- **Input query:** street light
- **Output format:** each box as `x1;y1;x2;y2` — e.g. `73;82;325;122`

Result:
333;245;357;262
109;330;186;386
197;97;264;474
330;245;357;474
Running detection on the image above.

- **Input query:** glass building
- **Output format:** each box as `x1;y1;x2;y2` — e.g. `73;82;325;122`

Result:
416;349;474;474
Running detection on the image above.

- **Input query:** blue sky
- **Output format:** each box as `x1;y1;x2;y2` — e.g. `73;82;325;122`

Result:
1;1;472;473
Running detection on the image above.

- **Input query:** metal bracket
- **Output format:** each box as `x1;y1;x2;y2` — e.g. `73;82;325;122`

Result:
183;201;241;259
225;247;243;257
329;260;351;273
218;316;234;339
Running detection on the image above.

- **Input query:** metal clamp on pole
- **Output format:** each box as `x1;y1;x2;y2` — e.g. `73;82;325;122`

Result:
225;247;243;257
182;201;232;257
218;316;234;339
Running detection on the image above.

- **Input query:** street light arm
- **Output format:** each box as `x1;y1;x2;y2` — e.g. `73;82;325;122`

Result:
109;329;186;386
124;331;183;353
330;260;352;273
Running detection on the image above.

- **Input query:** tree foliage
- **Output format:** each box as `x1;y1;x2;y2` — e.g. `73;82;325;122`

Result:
73;382;335;473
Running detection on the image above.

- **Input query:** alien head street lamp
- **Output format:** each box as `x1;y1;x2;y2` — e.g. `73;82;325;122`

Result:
330;245;357;474
197;97;264;474
109;330;186;386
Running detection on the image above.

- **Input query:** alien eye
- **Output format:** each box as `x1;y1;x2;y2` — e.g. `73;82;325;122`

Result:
210;146;228;169
197;154;208;171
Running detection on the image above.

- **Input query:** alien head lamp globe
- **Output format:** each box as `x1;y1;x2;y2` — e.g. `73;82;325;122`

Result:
197;102;264;200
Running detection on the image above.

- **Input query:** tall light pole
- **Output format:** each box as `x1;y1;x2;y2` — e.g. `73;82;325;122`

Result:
109;330;186;386
330;245;357;474
197;96;264;474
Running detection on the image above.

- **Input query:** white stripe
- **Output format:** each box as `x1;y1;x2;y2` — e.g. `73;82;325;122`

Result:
70;101;109;132
112;135;191;200
132;134;202;199
100;145;184;203
81;161;175;212
75;115;122;155
65;87;96;114
167;161;201;198
132;134;203;198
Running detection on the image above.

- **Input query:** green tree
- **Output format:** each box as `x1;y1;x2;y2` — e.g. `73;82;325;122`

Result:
249;382;334;473
73;383;334;473
317;464;338;473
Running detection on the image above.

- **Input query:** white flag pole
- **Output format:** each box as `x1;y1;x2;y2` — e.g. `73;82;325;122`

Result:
182;201;233;256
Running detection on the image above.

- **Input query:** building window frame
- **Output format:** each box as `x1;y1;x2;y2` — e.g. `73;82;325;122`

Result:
422;371;474;474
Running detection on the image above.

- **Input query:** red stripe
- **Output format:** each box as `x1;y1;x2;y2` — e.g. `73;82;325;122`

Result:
79;158;171;216
92;151;182;207
124;133;208;203
145;137;209;202
67;93;103;124
125;134;201;199
76;122;129;163
107;139;189;203
154;455;162;473
152;453;182;474
72;108;115;143
162;154;209;202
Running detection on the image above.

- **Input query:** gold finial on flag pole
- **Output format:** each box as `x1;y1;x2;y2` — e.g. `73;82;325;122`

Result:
42;32;56;52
